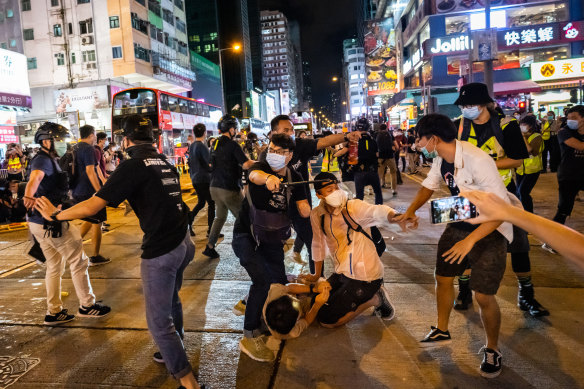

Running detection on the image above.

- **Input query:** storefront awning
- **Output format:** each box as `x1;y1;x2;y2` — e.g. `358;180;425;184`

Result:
494;81;541;96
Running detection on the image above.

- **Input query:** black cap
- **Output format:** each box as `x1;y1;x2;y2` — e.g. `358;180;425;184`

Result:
116;115;154;142
218;114;240;133
355;117;371;132
34;122;70;144
313;172;338;192
454;83;494;106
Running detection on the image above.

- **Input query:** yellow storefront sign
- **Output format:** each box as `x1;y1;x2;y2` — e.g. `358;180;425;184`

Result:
531;58;584;82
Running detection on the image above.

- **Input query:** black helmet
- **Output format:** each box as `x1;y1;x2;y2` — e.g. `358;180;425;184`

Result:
355;117;371;132
34;122;70;144
218;114;239;133
115;114;154;142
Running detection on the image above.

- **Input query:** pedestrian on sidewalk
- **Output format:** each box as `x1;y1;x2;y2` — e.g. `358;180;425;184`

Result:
396;113;514;378
71;125;110;266
233;134;310;362
301;172;402;327
35;115;203;389
24;122;111;325
516;115;543;213
203;115;254;259
187;123;214;237
376;123;398;196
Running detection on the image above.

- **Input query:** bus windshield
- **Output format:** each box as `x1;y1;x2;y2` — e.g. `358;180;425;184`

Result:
112;89;157;116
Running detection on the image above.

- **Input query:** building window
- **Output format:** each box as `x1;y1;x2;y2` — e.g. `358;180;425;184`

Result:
9;39;16;47
131;13;148;34
6;9;13;18
23;29;34;40
55;53;65;65
133;43;150;62
71;52;76;63
77;0;90;3
174;0;184;10
79;19;93;34
162;8;174;25
53;24;62;37
21;0;31;11
27;57;36;69
68;23;72;34
82;50;96;62
0;43;6;49
51;0;59;5
112;46;122;58
176;19;186;33
109;16;119;28
190;34;200;42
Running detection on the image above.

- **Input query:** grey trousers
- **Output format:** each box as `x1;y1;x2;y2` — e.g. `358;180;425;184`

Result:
208;186;243;247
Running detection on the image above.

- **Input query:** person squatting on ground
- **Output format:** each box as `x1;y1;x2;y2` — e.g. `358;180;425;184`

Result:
187;123;215;238
453;83;548;318
35;115;203;389
23;122;111;325
232;133;311;362
301;172;401;328
396;113;515;378
203;115;254;259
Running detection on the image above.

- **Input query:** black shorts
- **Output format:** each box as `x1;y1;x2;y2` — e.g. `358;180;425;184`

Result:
436;224;507;295
317;273;382;325
73;195;107;224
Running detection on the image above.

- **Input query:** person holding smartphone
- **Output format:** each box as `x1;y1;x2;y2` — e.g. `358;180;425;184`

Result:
395;113;513;379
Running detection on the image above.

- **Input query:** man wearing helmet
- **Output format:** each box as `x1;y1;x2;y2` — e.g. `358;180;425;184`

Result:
202;114;254;259
23;122;111;325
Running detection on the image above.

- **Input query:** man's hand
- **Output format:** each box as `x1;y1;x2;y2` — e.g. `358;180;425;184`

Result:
394;211;419;230
34;197;59;220
265;175;281;192
460;190;512;224
346;131;363;143
297;273;320;283
315;288;330;306
23;196;36;209
315;279;331;293
442;237;476;264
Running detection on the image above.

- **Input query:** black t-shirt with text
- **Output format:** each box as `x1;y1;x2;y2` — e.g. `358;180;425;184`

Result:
558;128;584;181
210;135;249;191
234;161;307;234
96;145;188;259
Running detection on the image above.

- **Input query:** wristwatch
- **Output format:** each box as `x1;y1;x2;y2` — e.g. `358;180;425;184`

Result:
343;134;349;143
50;210;62;222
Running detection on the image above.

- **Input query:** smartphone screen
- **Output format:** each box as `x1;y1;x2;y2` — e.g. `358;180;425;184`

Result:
430;196;478;224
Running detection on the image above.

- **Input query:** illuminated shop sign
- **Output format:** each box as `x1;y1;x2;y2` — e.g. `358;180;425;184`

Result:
501;25;555;47
428;36;470;55
403;48;424;75
531;58;584;82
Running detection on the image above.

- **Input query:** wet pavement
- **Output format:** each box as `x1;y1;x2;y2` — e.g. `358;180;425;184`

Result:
0;171;583;389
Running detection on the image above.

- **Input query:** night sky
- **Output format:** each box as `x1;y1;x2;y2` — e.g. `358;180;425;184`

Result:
259;0;359;111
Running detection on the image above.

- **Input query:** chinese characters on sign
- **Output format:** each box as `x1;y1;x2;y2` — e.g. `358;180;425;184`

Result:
503;27;554;47
531;58;584;82
0;126;17;144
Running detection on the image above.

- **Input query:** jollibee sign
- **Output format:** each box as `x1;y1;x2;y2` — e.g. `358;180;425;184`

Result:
531;58;584;82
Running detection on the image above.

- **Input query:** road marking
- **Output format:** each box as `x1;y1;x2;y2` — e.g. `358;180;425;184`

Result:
0;262;36;279
0;355;40;388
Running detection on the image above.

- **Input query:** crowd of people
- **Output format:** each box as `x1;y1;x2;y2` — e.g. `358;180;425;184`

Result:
13;82;584;389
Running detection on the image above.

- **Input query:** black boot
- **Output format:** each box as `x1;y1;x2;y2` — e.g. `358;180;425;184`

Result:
518;284;549;317
454;279;472;310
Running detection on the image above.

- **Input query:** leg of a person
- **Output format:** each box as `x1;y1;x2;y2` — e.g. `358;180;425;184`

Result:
292;215;314;273
542;139;550;172
354;172;365;200
262;243;287;285
518;172;540;213
554;180;579;224
400;156;406;172
407;153;415;173
233;233;271;335
208;187;229;247
394;154;403;184
388;158;398;190
79;221;92;238
436;275;455;331
91;223;102;257
293;235;304;254
172;233;195;339
549;135;561;172
141;242;192;379
367;171;383;205
224;189;243;219
190;183;208;219
60;223;95;308
29;223;67;314
206;193;216;233
377;159;387;186
475;292;501;349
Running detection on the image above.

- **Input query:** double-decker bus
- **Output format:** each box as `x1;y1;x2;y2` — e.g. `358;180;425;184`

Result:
111;88;222;161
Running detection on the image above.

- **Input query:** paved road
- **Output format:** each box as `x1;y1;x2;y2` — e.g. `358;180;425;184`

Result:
0;171;583;389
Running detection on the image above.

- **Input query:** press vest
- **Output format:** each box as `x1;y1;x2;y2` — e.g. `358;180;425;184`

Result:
7;156;23;173
541;121;551;141
321;148;339;172
517;132;543;175
458;116;514;187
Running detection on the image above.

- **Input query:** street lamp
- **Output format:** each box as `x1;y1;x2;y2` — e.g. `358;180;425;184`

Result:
332;76;339;82
218;43;242;113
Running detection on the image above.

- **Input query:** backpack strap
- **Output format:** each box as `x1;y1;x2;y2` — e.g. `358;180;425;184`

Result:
340;200;376;245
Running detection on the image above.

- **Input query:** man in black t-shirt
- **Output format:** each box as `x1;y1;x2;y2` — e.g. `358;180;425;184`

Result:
233;134;310;362
376;123;398;194
454;82;548;318
35;116;203;389
553;105;584;225
204;115;254;259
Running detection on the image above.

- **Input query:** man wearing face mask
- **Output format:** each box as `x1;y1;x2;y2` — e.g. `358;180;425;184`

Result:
540;111;562;173
203;115;255;259
303;172;403;328
23;122;111;325
516;115;543;213
552;105;584;229
232;134;310;362
453;83;548;318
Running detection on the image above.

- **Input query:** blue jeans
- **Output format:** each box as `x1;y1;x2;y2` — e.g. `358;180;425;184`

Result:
232;233;287;337
141;231;195;379
355;171;383;205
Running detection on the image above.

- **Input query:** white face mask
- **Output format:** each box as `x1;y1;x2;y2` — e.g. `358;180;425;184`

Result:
520;125;529;134
266;152;287;170
324;189;348;210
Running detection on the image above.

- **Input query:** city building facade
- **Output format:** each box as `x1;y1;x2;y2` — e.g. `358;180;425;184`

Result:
342;38;367;121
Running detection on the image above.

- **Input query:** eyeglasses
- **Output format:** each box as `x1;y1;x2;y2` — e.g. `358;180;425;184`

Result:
268;148;290;156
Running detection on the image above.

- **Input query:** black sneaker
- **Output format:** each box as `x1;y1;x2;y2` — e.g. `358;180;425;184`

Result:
374;286;395;321
78;302;111;318
454;281;472;311
103;222;111;227
44;309;75;325
479;346;502;378
518;286;550;317
202;246;220;259
153;351;164;364
420;326;451;346
89;255;111;266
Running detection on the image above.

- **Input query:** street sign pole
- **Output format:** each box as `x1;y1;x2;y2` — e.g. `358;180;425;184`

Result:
484;0;494;97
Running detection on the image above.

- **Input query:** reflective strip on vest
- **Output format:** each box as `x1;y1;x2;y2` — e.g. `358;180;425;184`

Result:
541;121;551;140
517;133;544;175
7;157;22;172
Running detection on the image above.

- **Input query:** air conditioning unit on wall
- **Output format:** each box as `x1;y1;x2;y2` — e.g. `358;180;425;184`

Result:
81;36;93;45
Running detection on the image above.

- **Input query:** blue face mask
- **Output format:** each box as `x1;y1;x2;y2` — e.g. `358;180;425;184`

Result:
567;119;579;130
266;152;287;170
421;137;438;159
462;106;482;120
289;134;295;141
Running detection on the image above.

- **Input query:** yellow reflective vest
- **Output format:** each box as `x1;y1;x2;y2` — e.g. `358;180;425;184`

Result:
541;121;551;141
517;132;544;175
7;156;23;173
321;148;339;172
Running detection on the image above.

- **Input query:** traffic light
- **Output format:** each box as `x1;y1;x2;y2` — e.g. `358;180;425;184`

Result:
570;89;579;104
518;101;526;113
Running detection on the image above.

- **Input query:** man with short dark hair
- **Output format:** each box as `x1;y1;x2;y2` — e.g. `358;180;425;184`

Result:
73;125;110;266
203;115;254;259
187;123;214;237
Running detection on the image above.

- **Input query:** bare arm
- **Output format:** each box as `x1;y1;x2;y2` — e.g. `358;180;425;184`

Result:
296;199;311;218
564;137;584;151
35;195;107;221
242;160;254;170
495;157;522;169
317;132;361;150
527;136;543;156
333;147;348;158
86;165;101;192
23;170;45;209
96;166;107;185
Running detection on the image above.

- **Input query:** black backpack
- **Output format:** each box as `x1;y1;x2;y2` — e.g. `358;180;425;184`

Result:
357;134;378;172
58;144;78;189
376;131;394;159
